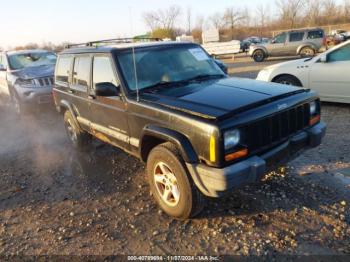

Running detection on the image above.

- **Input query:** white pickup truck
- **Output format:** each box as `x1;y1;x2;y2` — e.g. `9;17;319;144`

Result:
201;29;241;58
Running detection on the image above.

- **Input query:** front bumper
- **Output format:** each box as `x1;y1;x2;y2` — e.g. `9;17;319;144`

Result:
15;85;53;105
186;122;326;197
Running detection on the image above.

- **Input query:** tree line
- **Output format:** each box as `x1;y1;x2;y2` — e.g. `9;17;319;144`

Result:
143;0;350;41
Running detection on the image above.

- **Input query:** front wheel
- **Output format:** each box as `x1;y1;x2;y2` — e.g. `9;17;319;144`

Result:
63;110;91;149
274;75;302;87
147;142;205;219
252;50;266;62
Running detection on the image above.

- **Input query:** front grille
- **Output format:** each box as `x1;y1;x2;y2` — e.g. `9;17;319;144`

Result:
242;103;310;153
37;77;54;87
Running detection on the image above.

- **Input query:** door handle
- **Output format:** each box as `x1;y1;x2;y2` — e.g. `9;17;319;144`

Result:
88;95;95;100
68;90;74;94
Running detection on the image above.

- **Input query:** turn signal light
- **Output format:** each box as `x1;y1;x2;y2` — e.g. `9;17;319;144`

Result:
225;148;248;162
309;115;320;126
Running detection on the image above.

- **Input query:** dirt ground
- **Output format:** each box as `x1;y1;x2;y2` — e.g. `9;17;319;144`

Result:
0;57;349;257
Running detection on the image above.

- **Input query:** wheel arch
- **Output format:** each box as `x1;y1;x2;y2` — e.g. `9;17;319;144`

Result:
297;44;316;55
59;100;82;130
140;125;198;164
272;74;304;87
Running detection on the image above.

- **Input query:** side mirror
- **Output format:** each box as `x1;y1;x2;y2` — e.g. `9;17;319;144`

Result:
271;39;276;44
320;54;327;63
95;82;120;97
214;59;228;74
0;64;6;71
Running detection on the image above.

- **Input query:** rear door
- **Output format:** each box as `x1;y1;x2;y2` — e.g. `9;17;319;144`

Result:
309;43;350;103
70;55;92;131
88;54;130;149
288;32;305;54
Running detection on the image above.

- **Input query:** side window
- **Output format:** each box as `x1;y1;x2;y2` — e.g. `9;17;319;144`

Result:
289;32;304;42
72;56;91;89
274;33;287;44
56;56;73;85
92;56;119;90
307;30;324;39
328;44;350;62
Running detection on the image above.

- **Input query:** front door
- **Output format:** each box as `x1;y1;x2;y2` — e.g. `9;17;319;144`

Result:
268;33;287;56
309;43;350;103
88;54;130;149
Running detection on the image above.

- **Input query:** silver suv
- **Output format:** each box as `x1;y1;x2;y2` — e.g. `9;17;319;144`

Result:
249;28;325;62
0;50;56;115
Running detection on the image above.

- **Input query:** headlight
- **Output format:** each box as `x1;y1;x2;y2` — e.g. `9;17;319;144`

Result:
224;129;240;150
15;78;36;88
310;101;317;116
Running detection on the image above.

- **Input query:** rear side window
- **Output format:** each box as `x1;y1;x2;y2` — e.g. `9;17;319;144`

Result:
289;32;304;42
307;30;324;39
56;56;73;84
72;56;91;89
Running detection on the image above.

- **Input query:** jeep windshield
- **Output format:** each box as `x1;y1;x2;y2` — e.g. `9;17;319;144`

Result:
116;44;225;92
8;52;57;70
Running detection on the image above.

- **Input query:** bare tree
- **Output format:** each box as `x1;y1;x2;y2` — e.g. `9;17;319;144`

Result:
210;12;225;29
256;4;268;35
276;0;306;28
322;0;339;24
143;5;182;31
344;0;350;19
186;7;192;35
223;7;244;39
304;0;322;26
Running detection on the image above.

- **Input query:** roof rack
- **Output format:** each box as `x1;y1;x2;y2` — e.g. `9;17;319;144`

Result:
65;38;162;49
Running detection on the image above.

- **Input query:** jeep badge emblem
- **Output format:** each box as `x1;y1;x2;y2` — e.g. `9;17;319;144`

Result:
278;103;288;110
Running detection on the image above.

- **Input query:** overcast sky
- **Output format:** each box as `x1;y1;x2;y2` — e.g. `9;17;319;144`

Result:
0;0;343;48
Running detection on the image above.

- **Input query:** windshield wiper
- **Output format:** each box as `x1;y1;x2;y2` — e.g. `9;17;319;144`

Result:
141;80;187;93
184;74;225;82
141;74;225;93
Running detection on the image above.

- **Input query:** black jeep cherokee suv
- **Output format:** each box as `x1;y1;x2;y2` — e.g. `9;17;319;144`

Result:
53;39;326;219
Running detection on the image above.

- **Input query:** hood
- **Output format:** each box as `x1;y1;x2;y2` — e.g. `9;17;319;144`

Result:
11;64;55;79
265;58;313;71
140;77;307;120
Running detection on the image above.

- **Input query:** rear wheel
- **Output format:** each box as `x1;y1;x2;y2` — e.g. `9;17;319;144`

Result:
147;142;205;219
63;110;91;149
299;46;315;57
274;75;302;87
252;49;266;62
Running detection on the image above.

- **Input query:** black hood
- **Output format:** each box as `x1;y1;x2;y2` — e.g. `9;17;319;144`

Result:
140;77;308;120
11;64;55;79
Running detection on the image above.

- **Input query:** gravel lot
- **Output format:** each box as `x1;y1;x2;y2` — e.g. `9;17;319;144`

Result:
0;56;349;257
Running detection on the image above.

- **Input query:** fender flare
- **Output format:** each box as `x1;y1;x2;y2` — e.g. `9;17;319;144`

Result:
59;100;82;130
140;125;198;164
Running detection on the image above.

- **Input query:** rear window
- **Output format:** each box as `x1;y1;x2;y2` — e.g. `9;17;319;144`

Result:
56;56;73;85
72;56;91;89
307;30;324;39
289;32;304;42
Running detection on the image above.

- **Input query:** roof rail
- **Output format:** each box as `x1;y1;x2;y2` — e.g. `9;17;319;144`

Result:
65;38;162;49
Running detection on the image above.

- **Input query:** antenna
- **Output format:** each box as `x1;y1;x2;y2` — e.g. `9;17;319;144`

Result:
132;46;139;102
129;6;140;102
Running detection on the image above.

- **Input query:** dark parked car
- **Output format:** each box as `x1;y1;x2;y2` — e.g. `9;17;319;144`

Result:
53;39;326;219
0;50;57;114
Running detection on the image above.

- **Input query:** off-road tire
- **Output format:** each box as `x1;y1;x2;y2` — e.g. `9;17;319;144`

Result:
274;75;303;87
10;90;23;117
252;49;266;62
63;110;91;149
299;46;315;58
147;142;205;219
